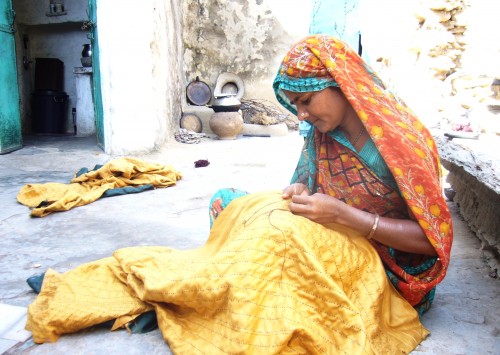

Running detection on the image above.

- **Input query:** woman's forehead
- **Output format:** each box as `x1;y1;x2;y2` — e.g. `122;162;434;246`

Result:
283;90;309;98
283;90;309;102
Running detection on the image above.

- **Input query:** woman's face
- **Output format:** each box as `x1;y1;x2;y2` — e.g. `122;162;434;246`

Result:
283;87;353;133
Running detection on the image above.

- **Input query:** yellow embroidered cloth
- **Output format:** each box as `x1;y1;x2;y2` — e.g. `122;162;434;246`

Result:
26;191;428;353
17;157;182;217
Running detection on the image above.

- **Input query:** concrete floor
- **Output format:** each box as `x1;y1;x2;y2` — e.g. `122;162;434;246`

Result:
0;133;498;354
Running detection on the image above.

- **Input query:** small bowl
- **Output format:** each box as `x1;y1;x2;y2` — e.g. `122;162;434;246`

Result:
80;57;92;67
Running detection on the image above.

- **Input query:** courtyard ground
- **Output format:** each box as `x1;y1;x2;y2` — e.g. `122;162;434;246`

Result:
0;133;498;354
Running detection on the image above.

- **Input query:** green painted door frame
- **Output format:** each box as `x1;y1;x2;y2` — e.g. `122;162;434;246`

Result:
0;0;22;154
88;0;104;150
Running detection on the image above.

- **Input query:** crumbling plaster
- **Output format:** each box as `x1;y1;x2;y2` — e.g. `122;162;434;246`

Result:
182;0;311;102
182;0;499;134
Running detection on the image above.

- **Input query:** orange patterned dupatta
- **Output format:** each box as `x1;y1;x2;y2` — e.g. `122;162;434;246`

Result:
273;35;453;311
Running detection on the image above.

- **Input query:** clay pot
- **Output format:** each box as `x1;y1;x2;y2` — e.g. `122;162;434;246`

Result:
209;111;244;140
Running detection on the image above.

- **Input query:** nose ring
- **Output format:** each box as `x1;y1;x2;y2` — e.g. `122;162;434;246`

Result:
301;112;305;117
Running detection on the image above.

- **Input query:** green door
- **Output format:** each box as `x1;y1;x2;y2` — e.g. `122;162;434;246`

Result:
87;0;104;150
0;0;22;154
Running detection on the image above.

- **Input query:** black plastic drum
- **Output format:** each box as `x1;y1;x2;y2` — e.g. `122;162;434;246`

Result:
31;90;68;134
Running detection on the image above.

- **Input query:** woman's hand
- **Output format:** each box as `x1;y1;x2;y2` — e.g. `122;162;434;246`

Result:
288;193;341;224
283;185;341;224
285;190;437;256
282;183;311;199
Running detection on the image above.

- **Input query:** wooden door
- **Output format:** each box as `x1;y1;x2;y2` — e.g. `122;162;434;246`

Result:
87;0;104;149
0;0;22;154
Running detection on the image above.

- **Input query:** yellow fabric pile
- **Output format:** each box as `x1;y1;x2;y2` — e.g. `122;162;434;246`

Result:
26;191;429;353
17;157;182;217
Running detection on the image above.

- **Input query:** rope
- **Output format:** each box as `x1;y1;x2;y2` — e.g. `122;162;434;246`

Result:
174;128;207;144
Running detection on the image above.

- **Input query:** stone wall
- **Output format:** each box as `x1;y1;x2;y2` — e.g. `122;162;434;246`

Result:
363;0;499;133
182;0;310;103
437;135;500;271
182;0;499;134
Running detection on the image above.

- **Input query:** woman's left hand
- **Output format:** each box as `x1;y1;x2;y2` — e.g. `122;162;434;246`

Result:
289;193;341;224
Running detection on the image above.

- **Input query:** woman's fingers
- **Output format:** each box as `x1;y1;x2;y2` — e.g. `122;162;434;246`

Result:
291;194;308;205
282;183;309;199
282;186;293;199
289;193;337;224
289;194;310;214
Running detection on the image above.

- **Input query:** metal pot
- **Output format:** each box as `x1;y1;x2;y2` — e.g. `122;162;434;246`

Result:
186;77;211;106
81;44;92;58
210;95;241;112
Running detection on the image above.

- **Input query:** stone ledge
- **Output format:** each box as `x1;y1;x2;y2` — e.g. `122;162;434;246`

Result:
182;105;290;138
435;133;500;271
435;134;500;194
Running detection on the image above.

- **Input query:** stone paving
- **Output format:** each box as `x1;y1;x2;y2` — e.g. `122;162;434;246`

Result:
0;134;498;354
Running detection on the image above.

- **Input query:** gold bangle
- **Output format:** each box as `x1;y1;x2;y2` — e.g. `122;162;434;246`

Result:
366;214;380;240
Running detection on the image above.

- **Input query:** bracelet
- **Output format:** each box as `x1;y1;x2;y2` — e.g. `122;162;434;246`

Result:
366;214;380;240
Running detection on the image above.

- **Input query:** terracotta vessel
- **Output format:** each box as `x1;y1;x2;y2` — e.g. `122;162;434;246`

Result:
209;111;244;140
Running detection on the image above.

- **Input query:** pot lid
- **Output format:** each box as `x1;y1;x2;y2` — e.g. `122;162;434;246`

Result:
186;77;211;106
213;95;241;105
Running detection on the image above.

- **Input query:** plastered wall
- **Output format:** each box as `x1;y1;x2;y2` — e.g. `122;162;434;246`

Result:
96;0;184;154
10;0;498;155
182;0;311;103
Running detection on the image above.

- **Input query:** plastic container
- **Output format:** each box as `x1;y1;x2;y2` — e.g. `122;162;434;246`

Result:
31;90;68;134
34;58;64;91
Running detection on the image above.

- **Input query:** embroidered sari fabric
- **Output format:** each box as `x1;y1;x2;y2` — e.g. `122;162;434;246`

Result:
27;192;429;353
273;35;453;310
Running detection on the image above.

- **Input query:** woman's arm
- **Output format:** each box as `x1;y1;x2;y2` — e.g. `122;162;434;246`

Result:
283;188;437;256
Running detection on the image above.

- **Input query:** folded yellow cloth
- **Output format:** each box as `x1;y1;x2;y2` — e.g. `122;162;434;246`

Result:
17;157;182;217
26;191;429;353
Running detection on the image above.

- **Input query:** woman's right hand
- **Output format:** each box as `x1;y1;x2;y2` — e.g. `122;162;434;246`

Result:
282;183;311;199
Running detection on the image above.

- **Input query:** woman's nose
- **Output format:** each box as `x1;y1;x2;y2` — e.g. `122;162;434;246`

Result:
298;111;308;121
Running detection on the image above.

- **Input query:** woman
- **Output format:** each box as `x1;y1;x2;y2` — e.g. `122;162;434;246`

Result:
27;35;452;353
212;34;453;315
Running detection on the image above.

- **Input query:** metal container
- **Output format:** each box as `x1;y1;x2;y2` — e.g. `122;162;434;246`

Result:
210;95;241;112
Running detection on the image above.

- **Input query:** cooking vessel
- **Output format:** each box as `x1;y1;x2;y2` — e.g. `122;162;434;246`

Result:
186;77;211;106
210;95;241;112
